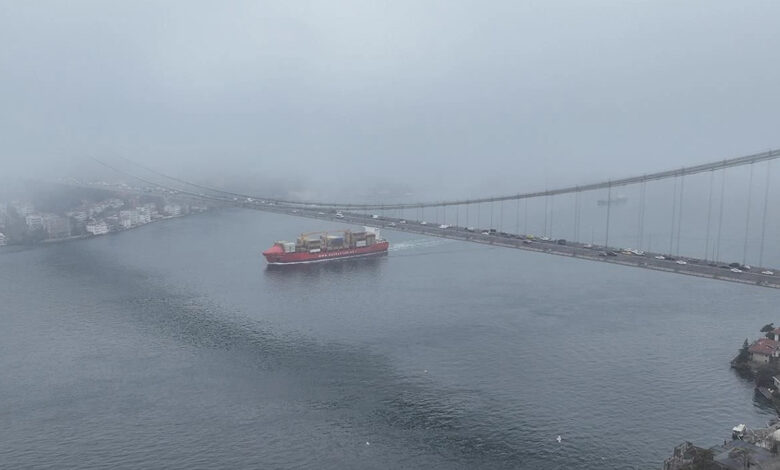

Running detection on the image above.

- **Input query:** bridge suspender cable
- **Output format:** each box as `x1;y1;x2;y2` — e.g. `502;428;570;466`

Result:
759;161;772;267
669;176;678;256
499;200;503;232
715;168;727;262
573;191;580;243
676;173;685;257
743;163;755;265
549;196;555;238
524;198;528;236
704;171;715;262
638;181;646;252
605;183;612;248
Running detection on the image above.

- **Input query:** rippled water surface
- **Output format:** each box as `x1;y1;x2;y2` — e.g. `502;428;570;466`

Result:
1;209;779;469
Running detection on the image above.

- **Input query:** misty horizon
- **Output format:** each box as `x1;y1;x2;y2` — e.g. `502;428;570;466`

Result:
2;1;779;201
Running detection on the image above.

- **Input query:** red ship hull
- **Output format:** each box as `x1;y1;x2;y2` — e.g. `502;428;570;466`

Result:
263;241;389;265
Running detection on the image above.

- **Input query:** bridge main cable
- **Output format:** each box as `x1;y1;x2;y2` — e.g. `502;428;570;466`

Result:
337;148;780;211
107;148;779;211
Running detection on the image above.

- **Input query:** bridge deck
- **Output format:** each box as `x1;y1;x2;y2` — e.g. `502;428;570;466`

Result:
248;203;780;290
64;181;780;289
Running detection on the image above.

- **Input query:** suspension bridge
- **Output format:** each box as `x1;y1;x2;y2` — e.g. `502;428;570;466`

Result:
79;149;780;288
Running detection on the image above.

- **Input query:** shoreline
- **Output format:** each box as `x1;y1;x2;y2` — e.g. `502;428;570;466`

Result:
1;212;203;250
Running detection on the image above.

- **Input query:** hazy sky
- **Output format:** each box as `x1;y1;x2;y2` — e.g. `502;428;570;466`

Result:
1;1;779;200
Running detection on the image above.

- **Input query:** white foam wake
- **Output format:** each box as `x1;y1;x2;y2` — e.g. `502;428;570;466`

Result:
388;238;451;252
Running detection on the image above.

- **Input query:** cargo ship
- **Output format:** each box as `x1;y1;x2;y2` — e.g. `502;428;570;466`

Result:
262;227;389;265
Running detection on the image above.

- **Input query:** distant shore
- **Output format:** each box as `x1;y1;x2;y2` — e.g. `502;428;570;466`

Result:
1;212;198;250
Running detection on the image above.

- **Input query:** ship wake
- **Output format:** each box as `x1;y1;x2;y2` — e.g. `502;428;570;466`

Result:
389;238;452;252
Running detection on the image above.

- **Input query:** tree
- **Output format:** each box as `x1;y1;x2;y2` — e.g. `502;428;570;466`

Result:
761;323;775;333
736;339;750;363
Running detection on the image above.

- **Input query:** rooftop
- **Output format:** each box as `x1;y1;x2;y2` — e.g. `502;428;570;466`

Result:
749;338;780;356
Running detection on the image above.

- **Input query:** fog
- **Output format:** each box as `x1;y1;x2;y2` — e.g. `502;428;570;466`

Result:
1;1;779;201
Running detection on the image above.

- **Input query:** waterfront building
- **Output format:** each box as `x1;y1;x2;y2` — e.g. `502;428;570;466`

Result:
771;328;780;342
13;201;34;217
25;214;44;231
66;210;88;223
137;207;152;224
105;215;120;231
107;198;125;209
42;215;71;239
163;204;182;216
119;210;140;229
85;220;109;236
0;202;8;228
665;432;780;469
748;338;780;364
88;201;109;217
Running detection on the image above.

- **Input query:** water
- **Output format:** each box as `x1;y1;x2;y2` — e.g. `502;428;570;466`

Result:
1;209;778;469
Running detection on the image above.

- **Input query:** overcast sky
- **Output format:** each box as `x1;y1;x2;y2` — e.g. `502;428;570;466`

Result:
1;1;779;200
